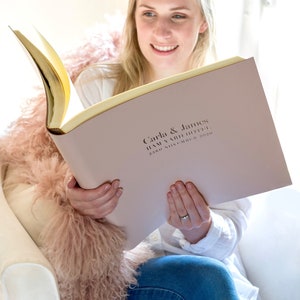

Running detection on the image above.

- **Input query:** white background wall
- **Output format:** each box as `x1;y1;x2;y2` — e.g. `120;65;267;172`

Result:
0;0;128;51
0;0;128;134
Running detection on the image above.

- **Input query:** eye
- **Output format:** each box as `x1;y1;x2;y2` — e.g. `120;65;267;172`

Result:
143;11;156;18
172;14;187;20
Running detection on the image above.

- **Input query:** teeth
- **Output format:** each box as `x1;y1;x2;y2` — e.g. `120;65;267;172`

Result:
153;45;177;52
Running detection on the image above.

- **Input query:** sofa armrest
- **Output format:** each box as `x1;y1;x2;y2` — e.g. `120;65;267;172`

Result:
1;264;60;300
0;164;60;299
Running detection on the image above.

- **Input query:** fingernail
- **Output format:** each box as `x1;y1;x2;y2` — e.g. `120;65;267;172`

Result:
170;185;177;192
67;177;76;188
113;180;120;189
186;182;193;190
176;181;184;190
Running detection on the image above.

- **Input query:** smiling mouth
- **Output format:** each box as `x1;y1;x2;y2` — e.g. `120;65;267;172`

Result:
151;44;179;52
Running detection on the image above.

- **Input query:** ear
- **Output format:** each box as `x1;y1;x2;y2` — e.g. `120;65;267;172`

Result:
199;21;208;33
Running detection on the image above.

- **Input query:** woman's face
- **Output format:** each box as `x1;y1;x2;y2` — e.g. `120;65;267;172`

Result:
135;0;207;81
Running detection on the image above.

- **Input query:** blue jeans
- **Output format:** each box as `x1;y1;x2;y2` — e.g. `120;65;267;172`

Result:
127;255;239;300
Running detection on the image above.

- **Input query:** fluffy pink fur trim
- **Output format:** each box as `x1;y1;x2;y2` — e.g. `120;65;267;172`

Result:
0;24;153;299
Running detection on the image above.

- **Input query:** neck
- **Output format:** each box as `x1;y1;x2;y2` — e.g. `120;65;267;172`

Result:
146;64;192;83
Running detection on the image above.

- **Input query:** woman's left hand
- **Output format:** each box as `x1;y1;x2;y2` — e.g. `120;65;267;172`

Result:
167;180;212;244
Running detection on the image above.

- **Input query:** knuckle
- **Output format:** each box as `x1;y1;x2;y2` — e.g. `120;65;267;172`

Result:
185;202;194;211
178;208;187;215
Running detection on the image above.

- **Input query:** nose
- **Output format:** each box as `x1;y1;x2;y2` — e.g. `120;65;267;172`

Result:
153;18;172;39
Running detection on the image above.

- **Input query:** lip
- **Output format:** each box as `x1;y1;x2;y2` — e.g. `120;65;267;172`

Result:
151;44;179;53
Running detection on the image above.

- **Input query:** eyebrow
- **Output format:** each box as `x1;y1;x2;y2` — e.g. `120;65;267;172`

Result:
170;6;191;11
137;4;191;11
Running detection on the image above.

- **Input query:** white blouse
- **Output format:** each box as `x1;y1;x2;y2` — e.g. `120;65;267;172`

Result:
75;66;260;300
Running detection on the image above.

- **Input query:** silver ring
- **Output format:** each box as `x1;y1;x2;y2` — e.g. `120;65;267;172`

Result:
179;214;189;221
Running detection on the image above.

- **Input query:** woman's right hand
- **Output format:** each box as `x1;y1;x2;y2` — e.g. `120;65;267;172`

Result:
67;176;123;219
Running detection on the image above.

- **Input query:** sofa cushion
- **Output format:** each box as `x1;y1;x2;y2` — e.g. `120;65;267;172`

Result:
239;186;300;300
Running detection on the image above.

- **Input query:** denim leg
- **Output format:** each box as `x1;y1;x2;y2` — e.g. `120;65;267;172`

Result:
127;255;239;300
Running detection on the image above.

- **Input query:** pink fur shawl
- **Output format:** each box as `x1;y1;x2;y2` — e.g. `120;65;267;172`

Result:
0;24;152;299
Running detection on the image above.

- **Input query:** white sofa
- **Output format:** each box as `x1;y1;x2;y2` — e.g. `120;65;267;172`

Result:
0;164;60;300
239;186;300;300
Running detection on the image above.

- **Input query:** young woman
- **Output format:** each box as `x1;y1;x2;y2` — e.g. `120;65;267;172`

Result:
68;0;259;299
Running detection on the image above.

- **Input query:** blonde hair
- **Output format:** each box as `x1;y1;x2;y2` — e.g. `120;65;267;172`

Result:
111;0;216;95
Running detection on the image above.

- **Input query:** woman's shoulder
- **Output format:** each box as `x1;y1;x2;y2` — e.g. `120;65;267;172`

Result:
75;64;116;107
75;63;112;83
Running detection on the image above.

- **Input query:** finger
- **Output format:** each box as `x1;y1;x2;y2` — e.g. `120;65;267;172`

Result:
67;180;123;218
86;190;122;219
67;176;77;188
170;182;190;219
69;179;119;203
77;186;123;219
167;185;194;230
97;179;121;203
167;191;182;226
186;182;211;223
68;183;109;206
174;181;200;223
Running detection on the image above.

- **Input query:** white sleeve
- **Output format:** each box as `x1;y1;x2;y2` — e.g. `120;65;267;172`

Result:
74;66;115;107
159;198;252;261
